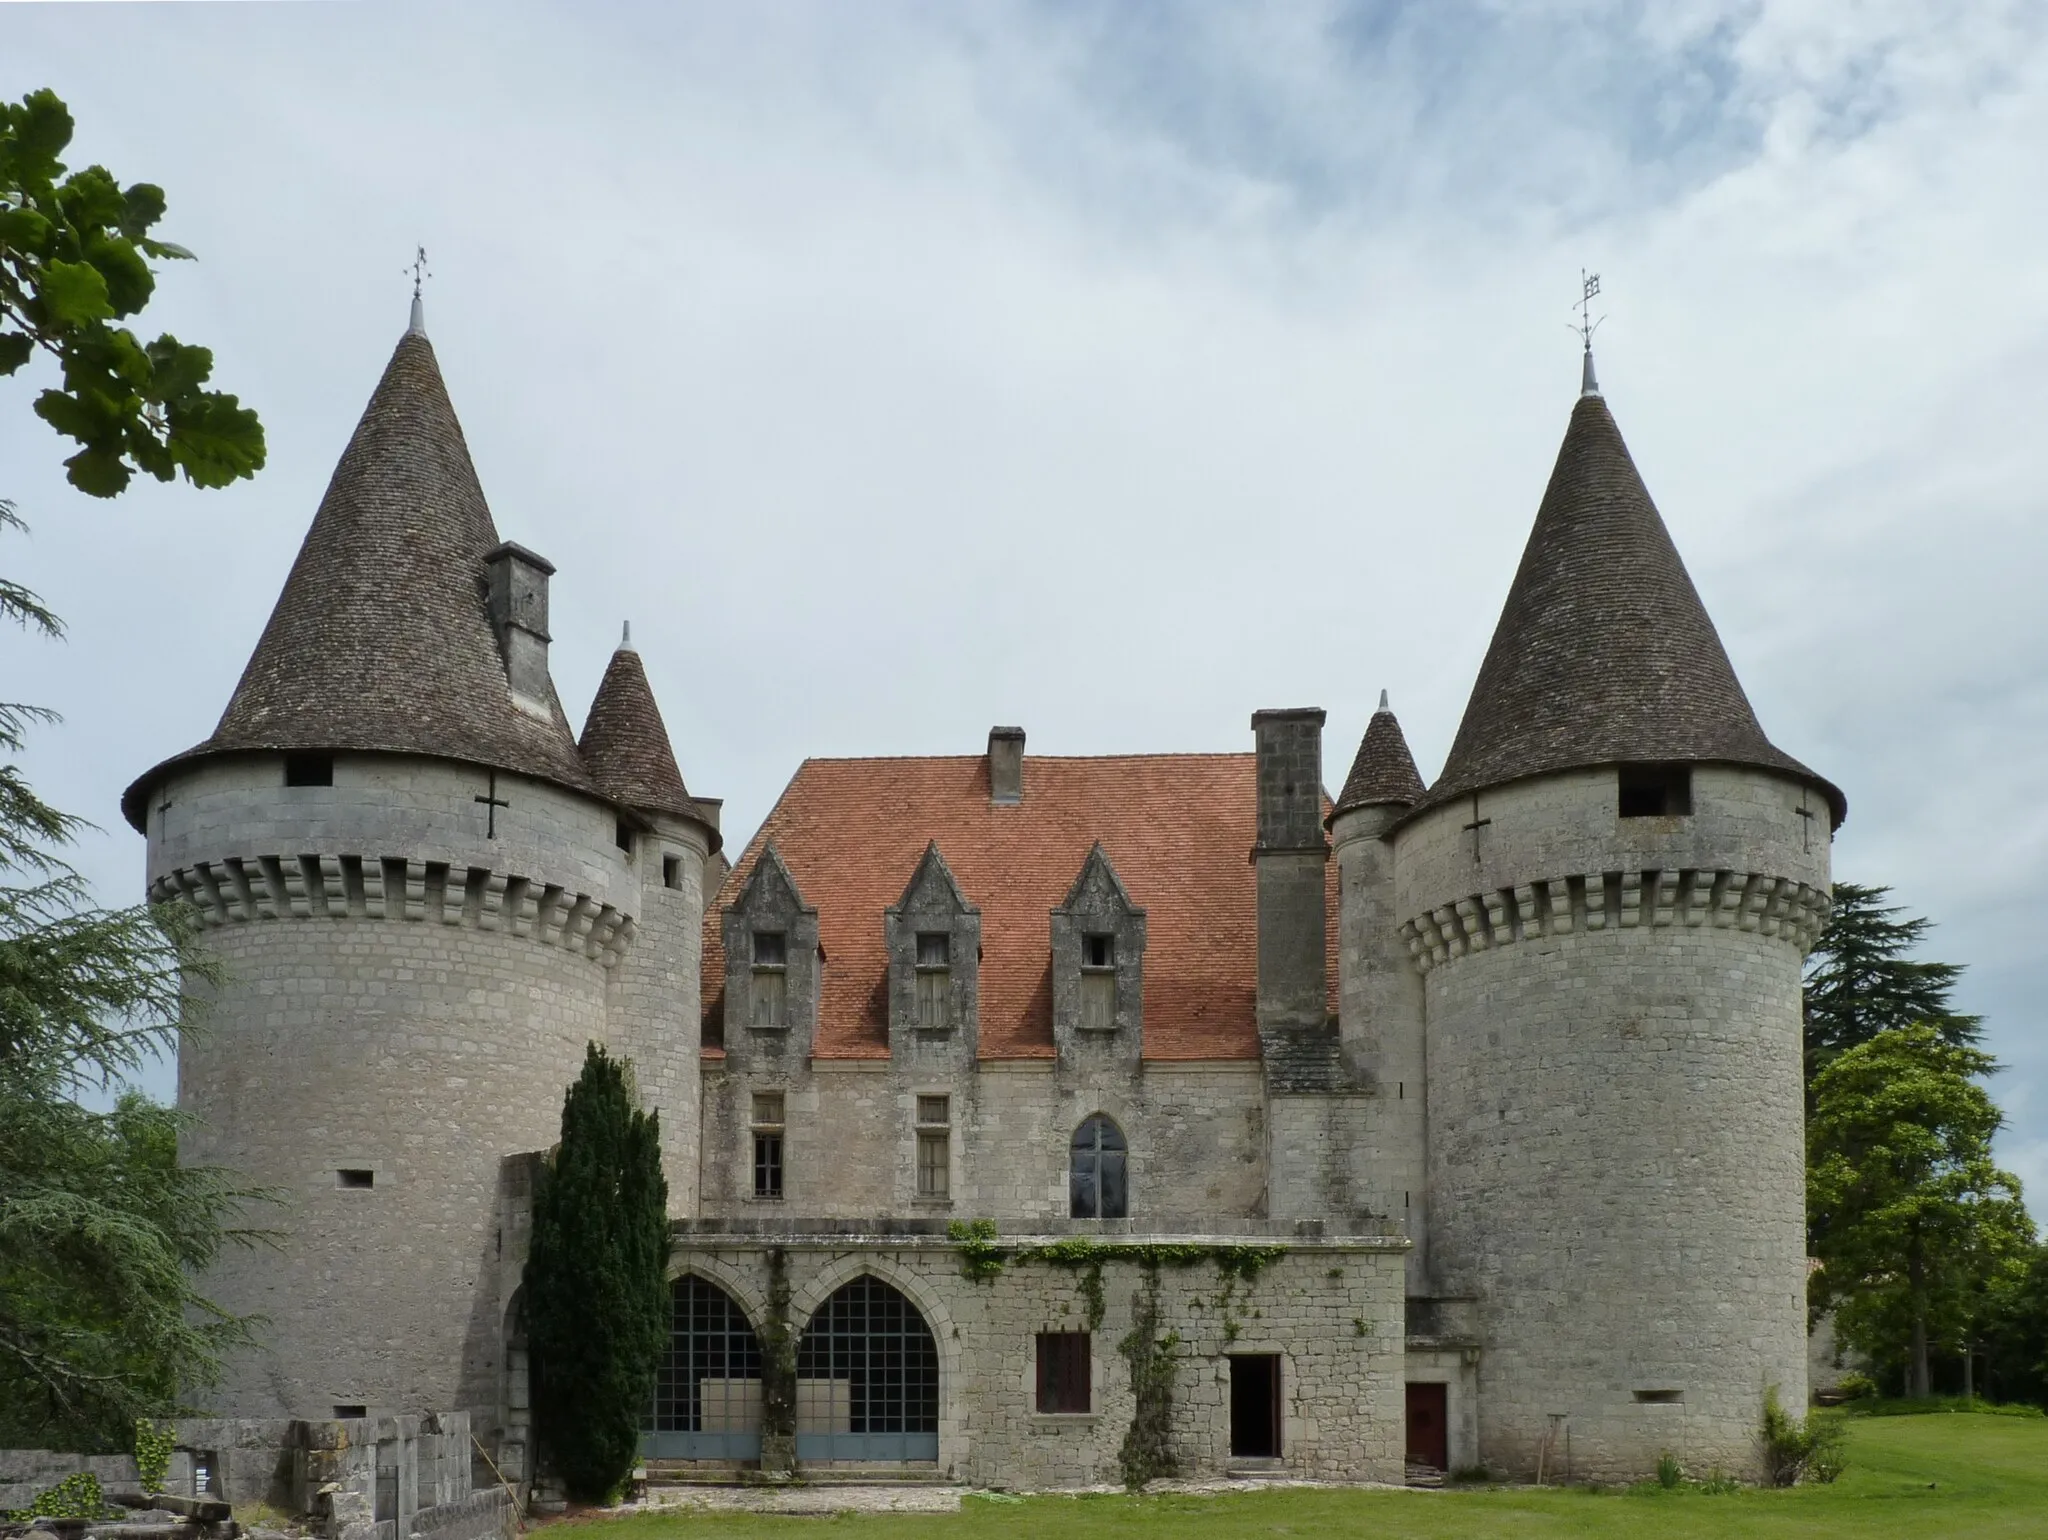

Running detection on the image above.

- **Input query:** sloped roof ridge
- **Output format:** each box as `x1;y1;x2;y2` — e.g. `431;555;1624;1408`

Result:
1408;392;1844;827
122;326;595;829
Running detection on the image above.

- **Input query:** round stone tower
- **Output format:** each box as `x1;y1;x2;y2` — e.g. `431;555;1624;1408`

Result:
122;307;716;1425
1390;362;1842;1480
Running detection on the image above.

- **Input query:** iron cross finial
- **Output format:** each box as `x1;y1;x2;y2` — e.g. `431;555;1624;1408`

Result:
407;245;432;299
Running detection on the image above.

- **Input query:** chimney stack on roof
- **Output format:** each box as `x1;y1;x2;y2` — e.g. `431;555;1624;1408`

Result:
988;726;1025;805
1249;708;1329;1035
485;541;556;714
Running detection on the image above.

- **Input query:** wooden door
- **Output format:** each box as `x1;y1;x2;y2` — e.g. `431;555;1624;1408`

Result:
1405;1381;1448;1469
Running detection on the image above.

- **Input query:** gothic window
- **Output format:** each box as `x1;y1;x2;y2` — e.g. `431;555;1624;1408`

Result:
1069;1114;1127;1219
645;1276;763;1459
751;1092;784;1200
915;1095;950;1199
915;933;950;1028
795;1276;940;1461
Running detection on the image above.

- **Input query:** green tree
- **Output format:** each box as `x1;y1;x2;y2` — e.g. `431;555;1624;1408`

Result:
525;1043;669;1502
1979;1240;2048;1408
1808;1025;2031;1399
2;87;263;495
1804;883;1982;1091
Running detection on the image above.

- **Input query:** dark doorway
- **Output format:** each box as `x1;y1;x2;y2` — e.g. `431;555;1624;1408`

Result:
1228;1355;1281;1458
1405;1381;1448;1470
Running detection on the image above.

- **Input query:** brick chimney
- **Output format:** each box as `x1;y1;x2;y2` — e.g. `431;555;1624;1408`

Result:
485;542;555;707
988;726;1025;805
1250;708;1328;1031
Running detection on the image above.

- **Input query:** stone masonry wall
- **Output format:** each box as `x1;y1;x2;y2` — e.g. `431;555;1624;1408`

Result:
1398;764;1826;1480
667;1230;1407;1486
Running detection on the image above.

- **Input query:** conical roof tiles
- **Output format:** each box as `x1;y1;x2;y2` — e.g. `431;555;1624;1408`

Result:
579;643;700;822
123;328;594;827
1410;392;1843;825
1332;699;1425;818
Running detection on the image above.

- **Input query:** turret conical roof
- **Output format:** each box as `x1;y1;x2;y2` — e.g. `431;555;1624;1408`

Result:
123;325;595;828
1408;391;1843;826
579;640;700;823
1331;694;1425;819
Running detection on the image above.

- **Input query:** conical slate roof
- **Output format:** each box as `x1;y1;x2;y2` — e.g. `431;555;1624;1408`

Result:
1408;390;1844;826
123;325;595;828
579;641;698;821
1331;695;1425;819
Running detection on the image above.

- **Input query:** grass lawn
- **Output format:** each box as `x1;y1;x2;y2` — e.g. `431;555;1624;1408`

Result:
571;1413;2048;1539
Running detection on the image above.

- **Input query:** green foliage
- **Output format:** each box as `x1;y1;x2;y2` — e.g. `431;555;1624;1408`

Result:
0;507;265;1448
947;1218;1005;1284
1834;1372;1878;1402
1760;1387;1846;1486
1808;1025;2033;1399
1655;1452;1684;1489
1843;1395;2044;1418
1978;1240;2048;1409
1804;883;1981;1091
1;88;263;495
524;1043;669;1504
133;1416;174;1492
1115;1267;1179;1489
16;1471;109;1520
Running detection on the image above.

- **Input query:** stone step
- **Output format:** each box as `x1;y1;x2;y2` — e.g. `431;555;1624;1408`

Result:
643;1465;953;1488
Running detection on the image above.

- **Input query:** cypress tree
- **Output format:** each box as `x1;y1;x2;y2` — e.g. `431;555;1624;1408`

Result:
525;1043;669;1502
1804;882;1982;1092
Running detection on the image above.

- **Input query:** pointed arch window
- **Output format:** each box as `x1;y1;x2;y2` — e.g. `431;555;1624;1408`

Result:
1069;1115;1128;1219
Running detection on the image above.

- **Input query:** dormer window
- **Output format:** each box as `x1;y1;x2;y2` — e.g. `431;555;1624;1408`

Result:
752;931;788;1027
915;932;951;1028
1081;934;1115;1029
1619;765;1692;818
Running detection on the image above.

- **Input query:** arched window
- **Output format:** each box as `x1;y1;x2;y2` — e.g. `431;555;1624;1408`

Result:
795;1276;940;1461
644;1275;763;1459
1070;1114;1128;1219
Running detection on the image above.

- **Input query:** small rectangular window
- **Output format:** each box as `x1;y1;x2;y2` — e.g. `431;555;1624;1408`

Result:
337;1168;374;1190
1618;765;1692;818
753;1132;783;1199
753;1091;785;1127
752;969;788;1027
754;931;787;967
662;855;683;890
333;1403;368;1420
1633;1388;1684;1404
916;1130;950;1198
915;932;950;968
284;752;333;787
614;819;635;853
916;1094;950;1126
1082;934;1114;969
1036;1333;1091;1414
1080;971;1116;1030
915;968;951;1029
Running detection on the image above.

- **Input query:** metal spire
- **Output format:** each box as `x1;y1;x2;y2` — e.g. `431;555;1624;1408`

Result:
1573;269;1603;397
406;245;431;336
621;620;633;651
1378;689;1391;712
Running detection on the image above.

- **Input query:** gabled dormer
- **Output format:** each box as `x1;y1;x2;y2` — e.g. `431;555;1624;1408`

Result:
721;842;819;1063
884;841;980;1051
1050;842;1146;1063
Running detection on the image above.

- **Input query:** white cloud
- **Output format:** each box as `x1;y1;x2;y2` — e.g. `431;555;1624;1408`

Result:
3;0;2044;1184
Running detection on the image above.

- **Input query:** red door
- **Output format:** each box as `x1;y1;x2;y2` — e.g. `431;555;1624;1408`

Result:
1405;1382;1448;1469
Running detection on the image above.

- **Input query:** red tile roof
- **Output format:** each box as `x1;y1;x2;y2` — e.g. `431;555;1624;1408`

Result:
702;753;1338;1061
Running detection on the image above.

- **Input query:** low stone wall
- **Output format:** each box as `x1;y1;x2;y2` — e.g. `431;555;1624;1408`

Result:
0;1452;139;1514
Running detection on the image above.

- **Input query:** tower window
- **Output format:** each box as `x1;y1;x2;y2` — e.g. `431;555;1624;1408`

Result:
333;1404;368;1420
1618;765;1692;818
1633;1388;1684;1404
337;1168;374;1190
284;752;333;787
662;854;683;890
614;819;635;853
752;1091;785;1200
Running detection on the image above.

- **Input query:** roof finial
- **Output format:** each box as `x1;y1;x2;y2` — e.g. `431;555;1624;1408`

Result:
620;620;633;651
406;245;431;336
1378;689;1390;712
1573;268;1603;397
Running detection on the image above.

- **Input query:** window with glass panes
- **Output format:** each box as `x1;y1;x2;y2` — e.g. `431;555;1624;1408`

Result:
752;931;788;1027
1069;1114;1128;1218
1080;933;1116;1028
915;1095;949;1198
752;1091;784;1199
914;932;950;1027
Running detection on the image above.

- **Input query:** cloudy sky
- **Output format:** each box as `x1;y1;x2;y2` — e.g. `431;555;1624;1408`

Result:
5;1;2044;1201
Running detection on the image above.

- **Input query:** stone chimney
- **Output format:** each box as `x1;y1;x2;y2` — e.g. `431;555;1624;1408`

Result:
485;542;555;708
988;726;1025;805
1250;708;1328;1032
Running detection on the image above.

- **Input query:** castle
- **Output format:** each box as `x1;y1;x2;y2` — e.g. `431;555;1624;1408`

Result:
125;300;1840;1487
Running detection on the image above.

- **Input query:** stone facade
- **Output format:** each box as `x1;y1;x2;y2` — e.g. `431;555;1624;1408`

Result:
134;317;1837;1492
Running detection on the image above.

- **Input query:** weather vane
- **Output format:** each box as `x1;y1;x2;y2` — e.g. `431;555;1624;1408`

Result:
407;244;432;299
1572;269;1603;353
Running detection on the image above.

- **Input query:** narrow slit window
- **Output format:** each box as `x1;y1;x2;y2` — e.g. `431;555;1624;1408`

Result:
337;1168;374;1190
662;854;683;890
614;818;635;853
915;1096;950;1200
284;752;333;787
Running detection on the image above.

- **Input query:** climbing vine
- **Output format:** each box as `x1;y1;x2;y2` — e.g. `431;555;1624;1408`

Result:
757;1248;797;1473
1116;1267;1180;1488
946;1218;1006;1284
134;1418;175;1494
